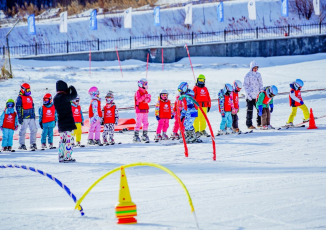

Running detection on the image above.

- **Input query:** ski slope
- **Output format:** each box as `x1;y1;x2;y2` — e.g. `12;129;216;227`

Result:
0;54;326;229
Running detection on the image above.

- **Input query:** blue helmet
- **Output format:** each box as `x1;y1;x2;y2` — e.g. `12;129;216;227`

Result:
223;83;233;94
294;79;304;90
233;80;242;92
178;82;188;94
266;85;278;98
138;78;148;89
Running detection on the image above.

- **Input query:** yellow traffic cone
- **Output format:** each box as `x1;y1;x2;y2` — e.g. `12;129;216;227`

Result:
115;167;137;224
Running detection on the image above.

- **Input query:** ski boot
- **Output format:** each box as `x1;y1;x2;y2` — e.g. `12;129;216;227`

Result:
41;143;47;149
217;130;226;136
18;144;27;150
2;147;8;151
7;146;13;152
303;118;310;123
248;126;256;130
94;139;103;146
261;125;269;130
108;136;115;145
62;157;76;163
162;132;169;140
103;139;109;146
30;143;37;150
49;143;55;149
186;130;197;144
200;130;211;137
133;131;141;143
285;122;294;127
76;142;85;147
170;133;180;140
195;131;201;138
268;125;275;129
87;139;95;145
226;128;235;134
141;130;150;143
154;133;162;142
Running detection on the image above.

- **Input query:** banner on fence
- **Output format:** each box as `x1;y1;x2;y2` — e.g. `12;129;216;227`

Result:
217;1;224;22
124;7;132;28
281;0;289;17
154;6;160;27
90;9;97;30
248;0;256;20
60;11;68;33
28;14;36;35
313;0;320;15
185;4;192;25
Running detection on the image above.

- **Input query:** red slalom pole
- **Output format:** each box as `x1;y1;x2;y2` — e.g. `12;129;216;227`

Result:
89;49;91;77
177;99;188;158
115;47;123;78
162;48;164;71
146;53;149;79
185;43;196;82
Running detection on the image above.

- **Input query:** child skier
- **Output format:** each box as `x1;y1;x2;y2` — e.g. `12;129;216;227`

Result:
88;86;103;146
0;99;18;151
256;85;278;129
154;89;174;141
133;78;151;143
193;74;211;138
102;91;119;145
16;83;38;150
71;95;84;147
286;79;310;126
231;80;242;132
39;93;57;149
217;84;234;135
178;82;202;143
170;95;184;140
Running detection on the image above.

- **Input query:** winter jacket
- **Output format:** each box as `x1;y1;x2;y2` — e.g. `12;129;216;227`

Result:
39;102;58;128
256;90;274;108
218;89;234;115
53;80;77;132
0;108;19;129
289;83;303;107
154;97;174;118
89;96;102;124
134;87;151;113
180;89;197;118
193;85;211;108
16;95;35;123
243;61;263;100
103;103;119;125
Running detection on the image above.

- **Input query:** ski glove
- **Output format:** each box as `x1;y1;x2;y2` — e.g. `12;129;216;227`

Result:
81;122;84;126
156;116;160;121
270;104;274;113
221;113;225;118
39;122;43;129
207;107;211;113
258;105;263;116
171;115;174;120
300;101;304;105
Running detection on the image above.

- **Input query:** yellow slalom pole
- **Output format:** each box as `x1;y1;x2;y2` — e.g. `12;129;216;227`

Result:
74;162;195;213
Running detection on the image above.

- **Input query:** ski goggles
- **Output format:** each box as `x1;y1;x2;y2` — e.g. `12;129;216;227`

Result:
7;102;14;108
25;88;31;92
198;78;205;82
43;98;50;104
161;93;168;97
75;99;80;103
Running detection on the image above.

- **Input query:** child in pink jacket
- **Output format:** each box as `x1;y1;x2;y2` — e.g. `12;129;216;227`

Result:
88;86;103;146
170;95;185;140
133;78;151;143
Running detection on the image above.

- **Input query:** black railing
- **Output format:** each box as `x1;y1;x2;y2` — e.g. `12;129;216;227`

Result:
1;22;325;58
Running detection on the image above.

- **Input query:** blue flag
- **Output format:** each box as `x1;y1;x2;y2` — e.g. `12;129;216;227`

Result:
90;9;97;30
28;14;36;35
281;0;289;17
217;1;224;22
154;6;160;27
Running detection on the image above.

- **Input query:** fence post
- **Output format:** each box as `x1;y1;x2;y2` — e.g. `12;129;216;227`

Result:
288;24;290;36
130;36;132;49
160;34;162;46
67;40;69;53
98;38;100;51
35;43;37;56
192;32;194;45
3;45;5;58
224;29;226;42
320;22;322;34
256;27;258;39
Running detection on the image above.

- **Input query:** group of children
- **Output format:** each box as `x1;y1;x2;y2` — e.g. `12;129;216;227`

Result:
0;77;310;151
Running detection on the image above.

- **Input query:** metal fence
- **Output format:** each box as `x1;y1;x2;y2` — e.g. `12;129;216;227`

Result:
1;22;325;58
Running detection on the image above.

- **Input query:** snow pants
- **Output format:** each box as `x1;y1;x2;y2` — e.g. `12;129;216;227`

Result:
172;115;184;133
246;99;261;128
232;114;239;129
156;118;169;134
261;108;271;126
1;128;14;147
220;112;232;130
102;123;115;142
58;131;73;161
19;119;37;146
135;113;149;131
194;107;207;132
88;120;101;140
184;108;197;131
73;123;82;143
287;104;310;123
41;121;55;144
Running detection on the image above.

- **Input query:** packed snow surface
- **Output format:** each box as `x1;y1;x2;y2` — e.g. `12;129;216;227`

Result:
1;54;326;229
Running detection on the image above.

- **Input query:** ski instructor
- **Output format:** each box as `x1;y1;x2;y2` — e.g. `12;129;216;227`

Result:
54;80;77;163
243;61;263;129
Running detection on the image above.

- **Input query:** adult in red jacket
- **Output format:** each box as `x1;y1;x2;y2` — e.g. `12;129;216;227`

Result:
193;74;211;137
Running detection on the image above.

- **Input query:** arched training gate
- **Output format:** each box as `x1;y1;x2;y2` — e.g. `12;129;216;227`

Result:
74;162;197;225
0;164;84;216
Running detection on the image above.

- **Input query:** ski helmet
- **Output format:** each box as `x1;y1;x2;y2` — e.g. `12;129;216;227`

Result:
223;83;233;95
105;91;114;103
178;82;188;94
138;78;148;89
72;95;80;105
88;86;99;97
20;83;31;96
197;74;206;87
266;85;278;98
6;99;15;108
233;80;242;92
160;89;169;100
294;79;304;90
43;93;52;105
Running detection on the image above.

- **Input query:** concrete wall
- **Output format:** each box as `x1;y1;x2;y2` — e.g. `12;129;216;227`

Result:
19;34;326;63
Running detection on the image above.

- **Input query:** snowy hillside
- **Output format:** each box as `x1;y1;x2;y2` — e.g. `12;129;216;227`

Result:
0;0;323;46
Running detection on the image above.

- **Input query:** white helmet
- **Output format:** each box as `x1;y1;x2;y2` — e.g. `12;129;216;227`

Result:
138;78;148;89
233;80;242;92
223;83;233;94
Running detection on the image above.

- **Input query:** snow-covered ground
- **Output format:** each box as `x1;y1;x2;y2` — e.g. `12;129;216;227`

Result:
1;54;326;229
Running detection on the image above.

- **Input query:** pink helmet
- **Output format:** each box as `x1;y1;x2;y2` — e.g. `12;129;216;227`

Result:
88;86;99;97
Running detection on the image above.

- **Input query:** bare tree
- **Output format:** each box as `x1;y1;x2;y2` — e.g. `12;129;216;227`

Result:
289;0;314;20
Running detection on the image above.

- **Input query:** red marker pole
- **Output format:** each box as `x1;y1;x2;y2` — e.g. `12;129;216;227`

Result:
89;49;91;77
115;47;123;78
185;43;196;82
162;48;164;71
146;53;149;79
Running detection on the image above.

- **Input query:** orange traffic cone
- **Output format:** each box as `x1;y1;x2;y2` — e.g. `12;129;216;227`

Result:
307;108;318;129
